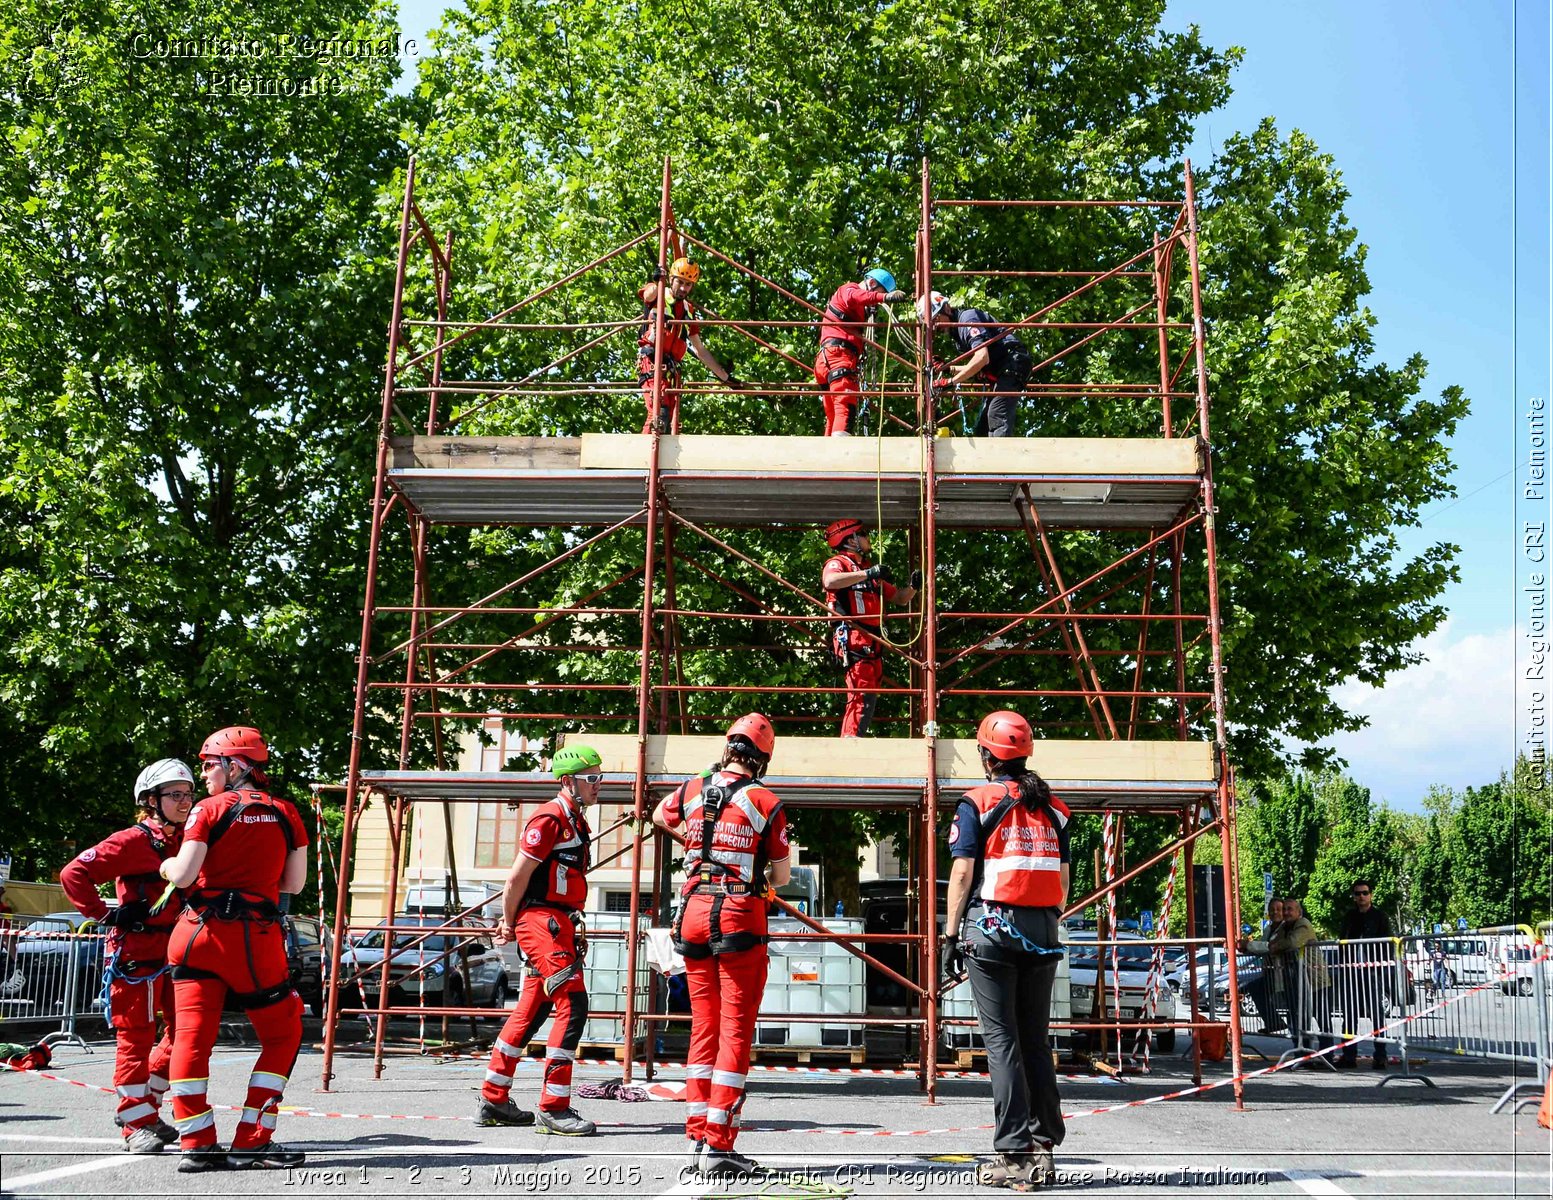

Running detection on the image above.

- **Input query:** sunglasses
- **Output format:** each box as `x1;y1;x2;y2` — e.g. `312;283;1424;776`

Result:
1352;890;1370;897
576;773;605;785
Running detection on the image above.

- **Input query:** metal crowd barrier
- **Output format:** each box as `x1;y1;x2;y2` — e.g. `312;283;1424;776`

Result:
0;914;106;1048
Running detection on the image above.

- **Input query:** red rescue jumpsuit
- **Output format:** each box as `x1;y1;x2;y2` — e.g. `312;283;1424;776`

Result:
167;789;308;1151
814;282;886;436
60;825;184;1134
661;771;790;1152
638;289;702;433
823;547;898;737
483;790;591;1114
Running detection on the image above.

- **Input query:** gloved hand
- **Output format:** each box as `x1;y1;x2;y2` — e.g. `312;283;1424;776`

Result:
722;374;743;389
863;564;892;584
883;289;910;304
649;265;665;282
932;370;954;396
940;933;965;979
104;900;151;929
908;569;922;590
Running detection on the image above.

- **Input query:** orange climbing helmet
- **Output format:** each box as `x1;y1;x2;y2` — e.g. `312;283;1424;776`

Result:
825;518;865;549
726;712;776;759
199;725;270;766
976;710;1034;761
669;257;701;286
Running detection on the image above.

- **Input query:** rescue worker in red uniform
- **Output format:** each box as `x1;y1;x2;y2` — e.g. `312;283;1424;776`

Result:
821;518;919;737
813;268;909;436
637;257;739;434
479;743;601;1136
942;710;1071;1191
653;714;791;1180
60;758;197;1154
158;726;310;1173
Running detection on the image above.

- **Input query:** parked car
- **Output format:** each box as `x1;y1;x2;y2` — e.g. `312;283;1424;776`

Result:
3;911;108;1022
1497;944;1537;997
1067;933;1177;1051
285;915;327;1017
1165;947;1264;1016
338;915;510;1011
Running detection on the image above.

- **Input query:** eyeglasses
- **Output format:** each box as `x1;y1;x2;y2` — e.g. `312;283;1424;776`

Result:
159;790;196;803
576;773;605;785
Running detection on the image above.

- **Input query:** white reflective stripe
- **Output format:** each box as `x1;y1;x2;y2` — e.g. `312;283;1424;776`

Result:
685;1101;709;1115
682;797;705;821
544;1046;575;1062
169;1079;208;1096
118;1102;156;1124
556;863;569;893
259;1110;277;1130
685;1064;714;1079
727;795;769;834
485;1069;513;1087
711;1069;746;1090
174;1109;214;1134
980;855;1061;901
706;1107;730;1126
708;849;756;876
495;1037;524;1058
116;1083;149;1099
543;1083;571;1099
248;1070;288;1093
147;1075;168;1094
241;1107;261;1122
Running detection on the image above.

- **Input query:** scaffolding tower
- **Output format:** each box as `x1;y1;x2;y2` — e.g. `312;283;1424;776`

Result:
319;156;1247;1105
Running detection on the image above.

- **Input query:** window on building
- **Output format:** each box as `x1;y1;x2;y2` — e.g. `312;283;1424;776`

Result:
603;891;654;915
876;837;905;878
474;802;525;869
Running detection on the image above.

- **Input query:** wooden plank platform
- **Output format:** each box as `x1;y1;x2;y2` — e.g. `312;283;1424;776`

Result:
749;1045;868;1066
388;434;1201;529
361;735;1218;811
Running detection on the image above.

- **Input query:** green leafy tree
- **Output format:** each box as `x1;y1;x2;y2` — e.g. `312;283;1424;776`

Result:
1238;771;1324;906
1304;774;1405;933
0;0;404;875
1443;756;1552;928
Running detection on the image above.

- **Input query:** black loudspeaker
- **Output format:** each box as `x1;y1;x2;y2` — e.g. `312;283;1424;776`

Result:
1191;865;1230;939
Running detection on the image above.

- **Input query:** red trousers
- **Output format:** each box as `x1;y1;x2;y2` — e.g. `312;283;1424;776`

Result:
108;968;175;1132
483;906;587;1113
167;914;302;1151
683;945;768;1151
640;356;683;433
814;346;860;435
841;655;883;737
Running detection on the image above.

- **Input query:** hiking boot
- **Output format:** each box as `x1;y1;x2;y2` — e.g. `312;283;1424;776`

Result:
687;1138;706;1171
700;1147;764;1180
229;1143;306;1169
123;1127;165;1155
150;1118;179;1145
177;1145;231;1174
1015;1143;1055;1186
977;1152;1038;1191
1336;1051;1357;1069
477;1097;535;1127
535;1107;596;1137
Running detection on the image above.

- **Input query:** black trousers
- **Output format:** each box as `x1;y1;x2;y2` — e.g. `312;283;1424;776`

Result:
966;947;1065;1152
972;354;1032;437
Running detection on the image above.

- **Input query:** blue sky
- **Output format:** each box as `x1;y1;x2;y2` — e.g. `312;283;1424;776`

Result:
390;1;1548;809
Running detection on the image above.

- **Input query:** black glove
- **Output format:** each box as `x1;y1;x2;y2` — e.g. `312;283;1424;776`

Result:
105;900;151;930
909;569;922;590
863;564;892;584
883;289;910;304
649;265;665;282
941;933;965;979
932;370;954;395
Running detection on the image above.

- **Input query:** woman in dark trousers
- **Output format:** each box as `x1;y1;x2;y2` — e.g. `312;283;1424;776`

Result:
941;710;1071;1191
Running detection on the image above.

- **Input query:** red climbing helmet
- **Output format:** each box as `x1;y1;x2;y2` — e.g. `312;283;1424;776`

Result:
199;725;270;766
726;713;776;758
825;518;865;549
976;710;1034;761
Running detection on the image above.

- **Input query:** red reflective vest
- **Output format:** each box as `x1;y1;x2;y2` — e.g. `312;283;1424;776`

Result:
818;281;882;350
966;781;1069;907
665;772;788;891
519;792;592;911
638;294;701;365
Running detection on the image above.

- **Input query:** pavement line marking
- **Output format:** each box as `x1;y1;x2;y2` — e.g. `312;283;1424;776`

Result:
1283;1169;1353;1198
0;1136;123;1147
0;1154;145;1190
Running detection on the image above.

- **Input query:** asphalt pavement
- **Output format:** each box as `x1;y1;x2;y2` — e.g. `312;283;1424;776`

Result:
1;1031;1548;1197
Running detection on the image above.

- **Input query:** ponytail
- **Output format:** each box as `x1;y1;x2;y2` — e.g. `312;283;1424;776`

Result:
1015;769;1051;812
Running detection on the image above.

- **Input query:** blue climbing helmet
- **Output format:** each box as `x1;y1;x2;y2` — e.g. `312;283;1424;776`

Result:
864;267;897;293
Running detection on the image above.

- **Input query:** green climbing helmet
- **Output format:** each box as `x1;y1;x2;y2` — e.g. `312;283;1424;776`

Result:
552;743;604;779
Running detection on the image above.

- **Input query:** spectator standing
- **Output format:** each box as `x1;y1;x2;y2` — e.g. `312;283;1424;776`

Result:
1337;879;1394;1069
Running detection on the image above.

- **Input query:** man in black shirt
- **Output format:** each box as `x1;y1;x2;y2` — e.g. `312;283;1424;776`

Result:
919;292;1033;437
1337;878;1394;1068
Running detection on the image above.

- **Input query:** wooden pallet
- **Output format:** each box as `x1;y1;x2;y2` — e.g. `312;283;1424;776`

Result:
524;1038;646;1062
749;1045;868;1066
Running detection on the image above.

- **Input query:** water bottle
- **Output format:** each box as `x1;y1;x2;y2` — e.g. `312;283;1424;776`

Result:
834;900;844;918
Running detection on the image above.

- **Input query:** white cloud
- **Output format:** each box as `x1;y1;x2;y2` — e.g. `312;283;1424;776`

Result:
1317;622;1517;810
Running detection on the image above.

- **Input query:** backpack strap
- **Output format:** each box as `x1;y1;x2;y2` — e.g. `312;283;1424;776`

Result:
206;792;297;853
